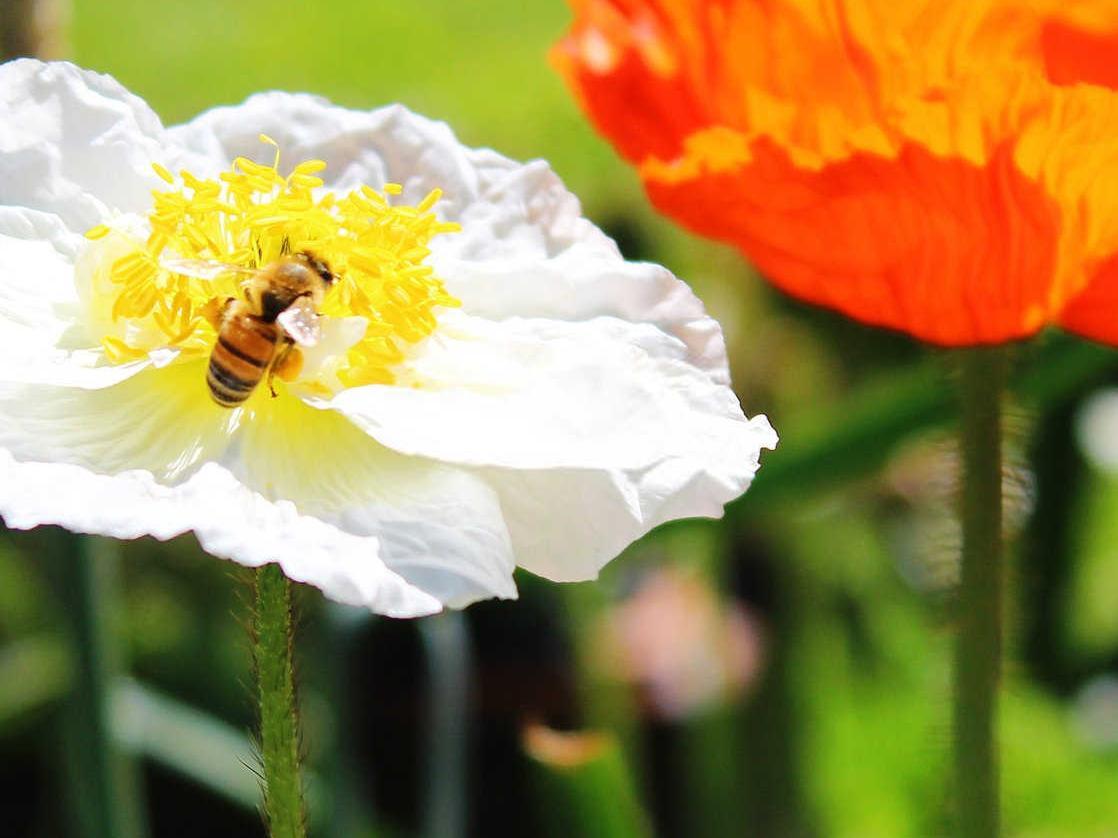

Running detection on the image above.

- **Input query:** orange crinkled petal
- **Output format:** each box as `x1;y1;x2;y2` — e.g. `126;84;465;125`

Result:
644;136;1062;345
1060;255;1118;344
555;0;1118;345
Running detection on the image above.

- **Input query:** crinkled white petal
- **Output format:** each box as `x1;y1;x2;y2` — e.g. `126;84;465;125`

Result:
0;60;169;232
0;453;442;617
0;361;516;612
0;61;189;390
0;206;145;388
0;211;79;345
435;253;732;382
315;310;768;472
479;451;766;583
219;389;518;608
166;97;484;213
309;311;775;582
0;203;83;259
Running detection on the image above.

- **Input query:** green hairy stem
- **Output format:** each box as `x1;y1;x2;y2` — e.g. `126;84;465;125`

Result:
953;348;1007;838
254;564;306;838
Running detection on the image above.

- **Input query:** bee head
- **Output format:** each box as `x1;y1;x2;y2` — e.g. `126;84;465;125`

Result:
299;251;336;286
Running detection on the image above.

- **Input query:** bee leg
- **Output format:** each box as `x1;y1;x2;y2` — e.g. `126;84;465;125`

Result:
268;342;304;397
274;346;304;382
201;296;234;330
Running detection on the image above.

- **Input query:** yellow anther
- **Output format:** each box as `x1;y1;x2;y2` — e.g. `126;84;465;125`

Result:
293;160;327;175
416;189;442;214
151;163;175;184
290;175;324;190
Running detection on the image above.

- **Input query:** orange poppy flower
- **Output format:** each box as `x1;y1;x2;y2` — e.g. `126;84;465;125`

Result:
553;1;1118;345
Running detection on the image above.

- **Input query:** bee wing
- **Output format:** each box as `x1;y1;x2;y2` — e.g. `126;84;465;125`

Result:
159;256;256;282
276;296;322;347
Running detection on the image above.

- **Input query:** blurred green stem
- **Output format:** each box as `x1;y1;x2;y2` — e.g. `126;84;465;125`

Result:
0;0;68;59
954;348;1006;838
322;605;378;837
420;611;471;838
254;564;306;838
56;535;147;838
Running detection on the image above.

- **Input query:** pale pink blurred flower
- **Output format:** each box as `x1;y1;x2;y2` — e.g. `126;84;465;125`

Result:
601;566;763;719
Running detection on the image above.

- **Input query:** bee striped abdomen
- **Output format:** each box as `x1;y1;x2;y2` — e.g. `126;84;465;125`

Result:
207;314;278;407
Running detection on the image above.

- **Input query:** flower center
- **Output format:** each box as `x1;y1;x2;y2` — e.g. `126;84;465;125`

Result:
84;135;460;388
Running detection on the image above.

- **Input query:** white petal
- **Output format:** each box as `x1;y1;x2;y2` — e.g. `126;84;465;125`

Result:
0;60;168;232
221;391;518;608
416;128;727;379
0;209;79;337
478;445;775;582
311;310;775;582
437;253;732;383
0;361;234;482
433;153;612;261
166;98;481;210
0;454;442;617
0;360;516;612
315;311;772;472
0;203;83;259
0;206;145;388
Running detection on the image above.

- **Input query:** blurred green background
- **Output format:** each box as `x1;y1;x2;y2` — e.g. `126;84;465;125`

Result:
3;1;1118;836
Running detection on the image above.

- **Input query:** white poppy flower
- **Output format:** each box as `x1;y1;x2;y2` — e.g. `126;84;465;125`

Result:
0;59;777;617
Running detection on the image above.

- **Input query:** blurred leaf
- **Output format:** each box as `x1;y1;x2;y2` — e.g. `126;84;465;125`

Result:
744;357;951;508
111;679;261;810
0;634;70;730
523;724;652;838
1064;469;1118;659
112;679;328;822
0;538;48;633
741;335;1118;511
1002;685;1118;835
1013;338;1118;405
784;505;947;838
0;662;331;822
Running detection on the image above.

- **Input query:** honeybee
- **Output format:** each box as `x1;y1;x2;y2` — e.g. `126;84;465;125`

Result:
163;251;336;407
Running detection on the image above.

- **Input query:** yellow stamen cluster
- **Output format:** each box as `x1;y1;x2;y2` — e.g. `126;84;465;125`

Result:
85;136;461;387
